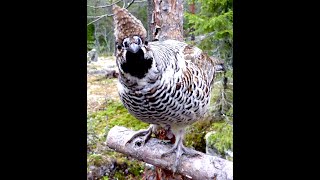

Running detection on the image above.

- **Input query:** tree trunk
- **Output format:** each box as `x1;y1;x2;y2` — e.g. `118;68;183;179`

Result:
189;0;195;41
152;0;184;41
147;0;154;41
94;22;100;53
93;0;99;53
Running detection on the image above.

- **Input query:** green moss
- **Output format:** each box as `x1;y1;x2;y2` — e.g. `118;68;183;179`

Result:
101;154;144;179
87;99;148;179
87;100;148;142
103;100;149;132
127;160;144;177
87;154;109;167
210;81;222;105
114;171;125;179
207;122;233;155
225;70;233;78
185;119;212;152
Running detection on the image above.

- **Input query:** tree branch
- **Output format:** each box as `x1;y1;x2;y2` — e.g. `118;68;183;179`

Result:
87;0;122;9
87;15;113;19
106;126;233;180
87;14;114;26
87;0;138;26
87;0;141;9
125;0;135;9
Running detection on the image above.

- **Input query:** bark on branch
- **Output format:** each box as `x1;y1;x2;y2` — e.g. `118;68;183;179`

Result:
106;126;233;180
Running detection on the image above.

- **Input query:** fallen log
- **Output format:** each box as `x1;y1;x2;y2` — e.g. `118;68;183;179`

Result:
106;126;233;180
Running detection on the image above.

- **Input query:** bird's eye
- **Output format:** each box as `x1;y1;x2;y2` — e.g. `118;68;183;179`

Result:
137;37;141;45
133;36;141;45
123;41;129;48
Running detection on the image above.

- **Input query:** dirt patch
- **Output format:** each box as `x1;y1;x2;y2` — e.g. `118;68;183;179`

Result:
87;56;120;113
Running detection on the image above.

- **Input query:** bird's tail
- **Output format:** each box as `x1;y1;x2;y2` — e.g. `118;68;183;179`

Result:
211;56;225;72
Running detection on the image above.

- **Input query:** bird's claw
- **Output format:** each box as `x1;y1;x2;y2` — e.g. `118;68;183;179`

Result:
161;143;201;173
126;125;153;146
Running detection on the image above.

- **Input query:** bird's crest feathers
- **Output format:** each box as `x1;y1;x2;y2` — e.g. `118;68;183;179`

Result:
112;5;147;45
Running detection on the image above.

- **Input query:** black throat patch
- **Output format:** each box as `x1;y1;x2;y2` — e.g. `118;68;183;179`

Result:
121;49;153;79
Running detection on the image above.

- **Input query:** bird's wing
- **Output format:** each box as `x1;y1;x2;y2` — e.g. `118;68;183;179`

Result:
182;44;217;85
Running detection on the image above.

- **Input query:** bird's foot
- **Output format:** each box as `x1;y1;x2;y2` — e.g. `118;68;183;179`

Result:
161;142;200;173
126;125;153;146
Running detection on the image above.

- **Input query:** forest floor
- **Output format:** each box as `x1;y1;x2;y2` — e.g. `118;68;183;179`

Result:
87;56;119;113
87;56;148;180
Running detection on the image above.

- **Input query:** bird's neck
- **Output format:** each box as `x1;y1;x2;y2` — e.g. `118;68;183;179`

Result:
121;49;153;79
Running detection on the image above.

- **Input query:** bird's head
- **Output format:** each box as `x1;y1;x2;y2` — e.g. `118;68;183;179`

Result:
112;5;152;79
122;36;143;54
116;35;152;79
112;4;147;49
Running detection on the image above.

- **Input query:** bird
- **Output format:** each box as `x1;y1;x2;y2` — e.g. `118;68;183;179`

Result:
112;4;222;173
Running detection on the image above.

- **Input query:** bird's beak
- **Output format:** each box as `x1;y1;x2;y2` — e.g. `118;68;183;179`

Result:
127;43;140;53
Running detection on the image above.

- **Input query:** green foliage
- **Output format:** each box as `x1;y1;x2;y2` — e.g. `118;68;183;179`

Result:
87;24;95;51
207;122;233;155
225;69;233;78
185;0;233;65
130;4;148;31
185;118;233;158
207;70;233;158
185;119;213;152
209;71;233;121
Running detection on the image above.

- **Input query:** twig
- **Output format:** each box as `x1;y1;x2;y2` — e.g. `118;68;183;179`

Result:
87;13;114;26
222;114;233;126
126;0;135;9
87;0;122;9
87;15;111;19
87;0;137;26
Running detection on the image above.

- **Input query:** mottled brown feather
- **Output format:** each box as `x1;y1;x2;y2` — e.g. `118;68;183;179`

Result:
112;5;147;44
183;44;218;85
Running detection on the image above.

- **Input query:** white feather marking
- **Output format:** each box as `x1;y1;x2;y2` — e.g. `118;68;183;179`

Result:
117;81;126;95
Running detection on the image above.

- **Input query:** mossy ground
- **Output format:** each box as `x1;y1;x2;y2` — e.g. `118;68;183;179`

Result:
87;57;148;179
87;99;149;179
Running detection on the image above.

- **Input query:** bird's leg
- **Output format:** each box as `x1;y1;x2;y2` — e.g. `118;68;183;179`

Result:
160;127;200;172
126;124;155;146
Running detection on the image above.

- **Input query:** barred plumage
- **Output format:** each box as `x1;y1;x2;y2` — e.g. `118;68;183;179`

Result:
112;4;221;172
116;40;215;127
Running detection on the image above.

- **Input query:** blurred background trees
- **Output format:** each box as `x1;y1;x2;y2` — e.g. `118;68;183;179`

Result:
87;0;232;68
